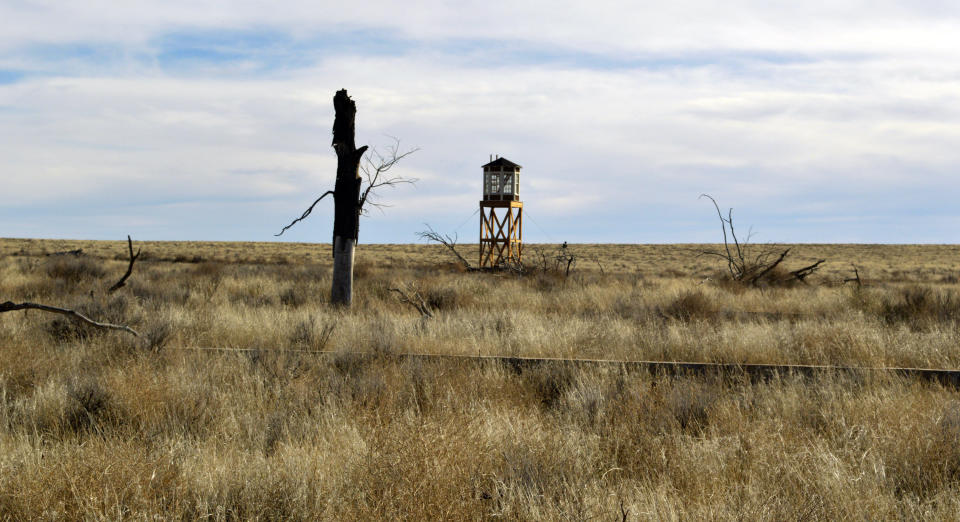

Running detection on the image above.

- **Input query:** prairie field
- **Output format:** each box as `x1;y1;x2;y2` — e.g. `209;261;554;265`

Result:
1;238;960;519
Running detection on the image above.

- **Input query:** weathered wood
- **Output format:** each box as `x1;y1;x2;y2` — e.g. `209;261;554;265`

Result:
330;89;368;306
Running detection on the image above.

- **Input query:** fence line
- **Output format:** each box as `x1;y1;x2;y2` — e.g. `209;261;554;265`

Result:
172;347;960;387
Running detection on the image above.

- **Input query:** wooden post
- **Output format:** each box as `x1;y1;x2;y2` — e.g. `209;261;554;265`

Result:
330;89;368;306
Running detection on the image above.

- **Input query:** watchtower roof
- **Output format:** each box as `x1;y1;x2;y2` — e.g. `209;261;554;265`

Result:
482;157;521;169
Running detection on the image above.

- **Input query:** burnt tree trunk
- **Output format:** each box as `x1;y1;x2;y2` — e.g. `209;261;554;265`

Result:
330;89;368;306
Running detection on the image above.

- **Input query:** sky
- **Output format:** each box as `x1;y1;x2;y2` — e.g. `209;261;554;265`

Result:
1;1;958;244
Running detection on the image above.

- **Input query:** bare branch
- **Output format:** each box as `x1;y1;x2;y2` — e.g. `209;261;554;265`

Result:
789;259;826;284
276;190;335;236
699;194;737;278
728;207;745;269
108;235;141;293
417;223;473;270
0;301;138;337
358;138;420;213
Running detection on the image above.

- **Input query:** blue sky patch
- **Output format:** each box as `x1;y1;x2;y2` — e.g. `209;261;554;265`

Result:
0;70;24;84
151;27;414;74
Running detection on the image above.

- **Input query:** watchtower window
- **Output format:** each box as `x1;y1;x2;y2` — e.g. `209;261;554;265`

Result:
489;172;500;194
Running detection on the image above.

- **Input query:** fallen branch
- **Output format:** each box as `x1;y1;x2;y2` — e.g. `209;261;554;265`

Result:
108;235;141;293
417;224;473;271
0;301;139;337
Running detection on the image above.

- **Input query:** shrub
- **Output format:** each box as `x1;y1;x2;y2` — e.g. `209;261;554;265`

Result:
142;320;173;352
523;362;576;410
660;290;716;322
880;286;960;330
423;286;461;311
279;286;307;307
43;255;105;284
65;378;113;434
666;381;716;433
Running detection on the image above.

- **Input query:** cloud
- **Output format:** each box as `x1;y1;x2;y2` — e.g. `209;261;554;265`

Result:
0;2;958;242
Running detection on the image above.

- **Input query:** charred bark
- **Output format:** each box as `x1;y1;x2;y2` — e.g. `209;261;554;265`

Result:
330;89;368;306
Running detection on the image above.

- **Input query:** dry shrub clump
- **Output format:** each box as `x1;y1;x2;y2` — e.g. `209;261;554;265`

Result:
659;289;717;322
2;239;960;518
879;286;960;330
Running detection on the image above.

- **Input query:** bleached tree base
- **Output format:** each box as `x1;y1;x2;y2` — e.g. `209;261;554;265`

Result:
330;236;356;306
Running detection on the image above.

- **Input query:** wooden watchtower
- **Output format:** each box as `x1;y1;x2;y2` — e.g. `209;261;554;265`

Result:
479;156;523;267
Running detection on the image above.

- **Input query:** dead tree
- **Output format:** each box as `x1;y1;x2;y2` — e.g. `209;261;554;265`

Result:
276;90;416;306
698;194;824;286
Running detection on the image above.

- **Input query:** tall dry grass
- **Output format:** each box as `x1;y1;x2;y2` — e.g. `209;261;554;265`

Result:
1;239;959;519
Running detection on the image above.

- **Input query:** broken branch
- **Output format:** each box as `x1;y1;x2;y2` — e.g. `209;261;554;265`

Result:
417;224;473;270
843;264;863;287
108;235;140;293
276;190;335;236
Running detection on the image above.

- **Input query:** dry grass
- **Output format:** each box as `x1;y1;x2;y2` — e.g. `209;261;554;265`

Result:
1;238;960;519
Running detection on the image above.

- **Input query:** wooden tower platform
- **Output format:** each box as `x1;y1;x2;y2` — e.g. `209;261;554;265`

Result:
479;200;523;267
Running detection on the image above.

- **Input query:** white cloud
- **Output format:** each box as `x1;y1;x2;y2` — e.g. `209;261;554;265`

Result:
0;1;959;242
